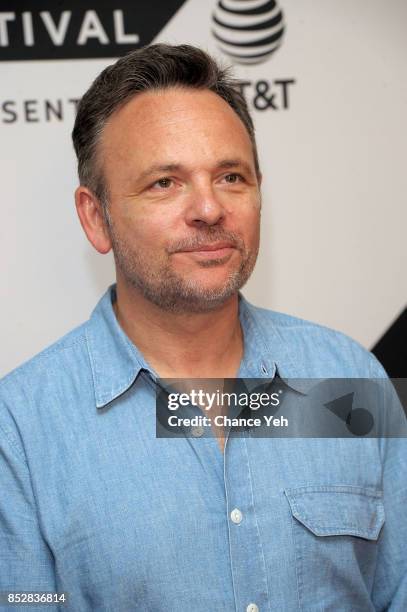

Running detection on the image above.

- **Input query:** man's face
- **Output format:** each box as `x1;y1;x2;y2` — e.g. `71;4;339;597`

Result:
100;87;261;313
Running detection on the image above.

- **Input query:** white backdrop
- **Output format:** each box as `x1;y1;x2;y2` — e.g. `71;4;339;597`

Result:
1;0;406;376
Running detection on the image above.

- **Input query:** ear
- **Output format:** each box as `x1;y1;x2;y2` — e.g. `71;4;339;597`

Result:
75;186;112;254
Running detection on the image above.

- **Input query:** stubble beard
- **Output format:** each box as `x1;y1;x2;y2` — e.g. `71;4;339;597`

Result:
107;222;259;314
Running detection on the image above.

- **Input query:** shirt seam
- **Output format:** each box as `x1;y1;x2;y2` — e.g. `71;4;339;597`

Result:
0;420;26;463
0;335;87;390
0;412;52;557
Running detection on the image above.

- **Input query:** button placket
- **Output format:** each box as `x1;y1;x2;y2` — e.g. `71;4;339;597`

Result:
224;436;271;611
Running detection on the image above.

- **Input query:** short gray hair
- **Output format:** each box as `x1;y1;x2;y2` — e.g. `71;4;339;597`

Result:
72;43;259;209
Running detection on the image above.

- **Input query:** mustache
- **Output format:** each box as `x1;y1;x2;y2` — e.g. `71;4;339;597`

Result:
167;228;245;254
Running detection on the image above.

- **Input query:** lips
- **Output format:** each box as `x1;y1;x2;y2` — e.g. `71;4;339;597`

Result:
178;242;235;253
175;243;237;262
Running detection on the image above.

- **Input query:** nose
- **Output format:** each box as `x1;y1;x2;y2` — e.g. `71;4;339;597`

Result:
184;182;226;228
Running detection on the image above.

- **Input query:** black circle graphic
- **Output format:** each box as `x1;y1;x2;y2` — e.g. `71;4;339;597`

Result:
346;408;375;437
212;0;285;65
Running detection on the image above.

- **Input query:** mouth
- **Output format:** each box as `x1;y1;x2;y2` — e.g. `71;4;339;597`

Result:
176;242;236;260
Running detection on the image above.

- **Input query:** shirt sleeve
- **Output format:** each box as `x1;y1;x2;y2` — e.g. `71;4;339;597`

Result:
368;359;407;610
0;417;57;610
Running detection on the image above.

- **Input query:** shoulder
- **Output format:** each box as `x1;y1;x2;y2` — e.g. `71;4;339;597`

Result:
0;321;91;410
243;300;387;379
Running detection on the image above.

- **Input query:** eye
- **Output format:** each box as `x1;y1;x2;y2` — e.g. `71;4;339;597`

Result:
223;173;244;184
152;177;173;189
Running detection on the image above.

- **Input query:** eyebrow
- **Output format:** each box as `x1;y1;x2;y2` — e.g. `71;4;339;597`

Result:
137;158;255;182
217;159;254;174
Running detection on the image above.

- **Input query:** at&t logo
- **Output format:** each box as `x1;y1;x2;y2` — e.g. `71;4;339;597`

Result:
211;0;295;112
212;0;285;65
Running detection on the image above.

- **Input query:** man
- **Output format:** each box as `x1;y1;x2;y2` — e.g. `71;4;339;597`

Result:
0;44;406;611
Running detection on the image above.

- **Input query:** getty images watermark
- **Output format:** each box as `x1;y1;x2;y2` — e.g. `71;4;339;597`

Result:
166;386;287;430
155;377;407;439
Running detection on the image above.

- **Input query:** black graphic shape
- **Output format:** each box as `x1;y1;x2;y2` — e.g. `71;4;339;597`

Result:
324;392;374;436
0;1;188;61
345;408;374;437
212;0;285;65
324;392;355;421
373;308;407;378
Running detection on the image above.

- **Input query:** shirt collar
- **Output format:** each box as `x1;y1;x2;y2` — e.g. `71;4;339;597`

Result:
86;284;150;408
86;285;313;409
238;294;315;395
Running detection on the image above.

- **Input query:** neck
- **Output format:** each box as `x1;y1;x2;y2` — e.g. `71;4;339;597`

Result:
113;279;244;379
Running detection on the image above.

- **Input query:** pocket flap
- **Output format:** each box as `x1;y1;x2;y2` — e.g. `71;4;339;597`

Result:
284;485;385;539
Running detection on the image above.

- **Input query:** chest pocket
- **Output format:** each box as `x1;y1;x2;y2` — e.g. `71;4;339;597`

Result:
284;485;385;612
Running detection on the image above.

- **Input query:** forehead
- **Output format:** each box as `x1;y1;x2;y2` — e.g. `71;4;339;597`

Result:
100;87;254;172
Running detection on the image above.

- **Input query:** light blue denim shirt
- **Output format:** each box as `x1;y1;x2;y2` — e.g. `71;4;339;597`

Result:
0;285;406;611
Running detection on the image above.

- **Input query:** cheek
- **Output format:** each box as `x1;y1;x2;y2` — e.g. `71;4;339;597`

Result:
237;205;261;242
121;209;179;256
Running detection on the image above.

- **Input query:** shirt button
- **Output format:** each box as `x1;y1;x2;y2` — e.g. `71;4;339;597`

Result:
191;426;204;437
230;508;243;524
246;604;259;612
